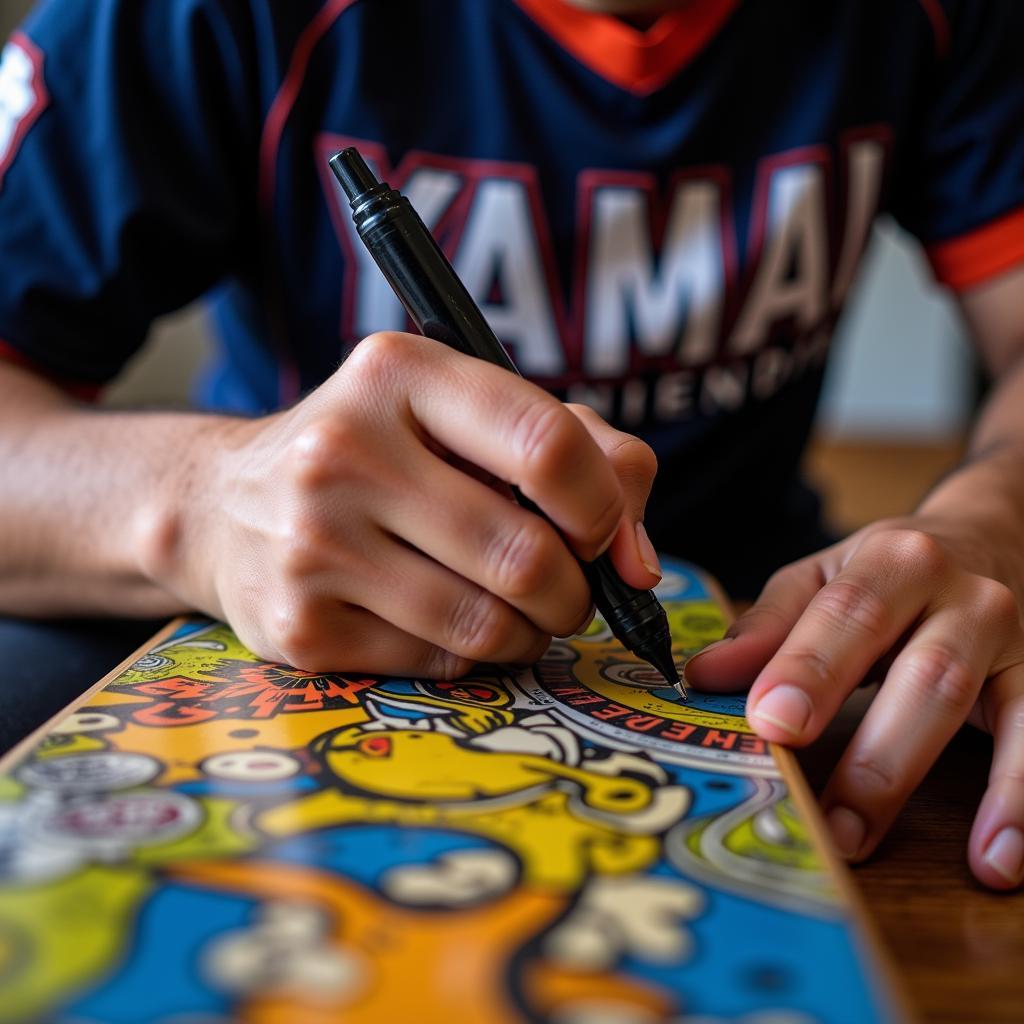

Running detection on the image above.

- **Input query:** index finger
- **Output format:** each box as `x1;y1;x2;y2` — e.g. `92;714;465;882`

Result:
745;531;948;745
393;336;625;559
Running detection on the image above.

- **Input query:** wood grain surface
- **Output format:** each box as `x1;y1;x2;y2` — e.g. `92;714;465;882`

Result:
797;688;1024;1024
791;438;1021;1022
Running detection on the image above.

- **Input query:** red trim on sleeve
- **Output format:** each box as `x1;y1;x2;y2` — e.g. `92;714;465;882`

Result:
0;339;102;401
926;208;1024;291
259;0;359;215
258;0;359;408
916;0;951;59
513;0;739;96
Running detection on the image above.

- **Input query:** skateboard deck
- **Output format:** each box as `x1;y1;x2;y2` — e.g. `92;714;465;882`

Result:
0;559;904;1022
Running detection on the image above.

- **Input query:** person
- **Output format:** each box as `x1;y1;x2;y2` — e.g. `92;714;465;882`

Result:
0;0;1022;890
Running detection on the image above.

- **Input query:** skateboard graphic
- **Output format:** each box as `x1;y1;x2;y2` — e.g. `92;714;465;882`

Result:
0;560;900;1023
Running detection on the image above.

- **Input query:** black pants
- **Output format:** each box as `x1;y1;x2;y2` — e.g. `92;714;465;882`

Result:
0;616;168;754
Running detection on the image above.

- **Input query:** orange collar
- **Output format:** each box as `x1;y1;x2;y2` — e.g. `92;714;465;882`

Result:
513;0;740;95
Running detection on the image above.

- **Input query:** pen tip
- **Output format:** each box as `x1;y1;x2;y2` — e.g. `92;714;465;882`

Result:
673;676;689;701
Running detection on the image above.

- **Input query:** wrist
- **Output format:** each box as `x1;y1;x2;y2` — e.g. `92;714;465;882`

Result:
133;412;250;617
915;444;1024;598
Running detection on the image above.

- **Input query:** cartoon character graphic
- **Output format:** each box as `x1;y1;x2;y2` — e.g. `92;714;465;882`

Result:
0;561;893;1024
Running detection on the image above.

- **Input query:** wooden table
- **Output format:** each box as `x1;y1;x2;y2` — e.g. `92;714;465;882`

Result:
797;688;1024;1024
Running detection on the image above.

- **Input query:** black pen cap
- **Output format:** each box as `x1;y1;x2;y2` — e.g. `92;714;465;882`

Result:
329;148;381;204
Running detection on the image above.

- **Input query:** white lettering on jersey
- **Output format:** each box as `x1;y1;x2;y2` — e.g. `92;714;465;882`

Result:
0;35;47;189
321;136;888;424
339;166;462;336
831;137;886;306
583;180;723;376
452;178;564;376
729;162;829;355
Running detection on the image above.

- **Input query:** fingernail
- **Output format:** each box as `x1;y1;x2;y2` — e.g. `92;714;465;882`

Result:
984;826;1024;884
827;806;866;860
574;606;597;637
635;522;662;579
748;685;813;737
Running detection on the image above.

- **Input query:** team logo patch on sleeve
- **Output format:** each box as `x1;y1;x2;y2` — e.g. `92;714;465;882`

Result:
0;32;48;190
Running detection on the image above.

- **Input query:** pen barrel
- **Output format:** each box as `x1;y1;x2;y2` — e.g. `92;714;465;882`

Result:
581;557;671;648
348;184;519;374
331;148;674;682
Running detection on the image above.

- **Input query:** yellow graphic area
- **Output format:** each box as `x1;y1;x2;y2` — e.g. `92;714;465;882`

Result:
0;866;150;1024
112;622;256;685
315;726;653;811
566;600;753;733
723;798;821;872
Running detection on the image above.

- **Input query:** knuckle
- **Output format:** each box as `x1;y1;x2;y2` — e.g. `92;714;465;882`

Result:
288;419;359;489
844;754;900;801
784;646;840;691
266;600;322;667
487;520;554;599
423;647;475;681
973;577;1019;626
512;400;584;484
563;401;598;426
273;513;326;579
884;528;947;577
346;331;411;385
446;588;515;662
901;645;979;714
608;436;658;499
610;435;658;480
814;578;889;638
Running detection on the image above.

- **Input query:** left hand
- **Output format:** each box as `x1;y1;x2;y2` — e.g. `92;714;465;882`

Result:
684;515;1024;890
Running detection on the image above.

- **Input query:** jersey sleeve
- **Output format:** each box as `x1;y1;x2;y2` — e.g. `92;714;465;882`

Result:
891;0;1024;292
0;0;260;397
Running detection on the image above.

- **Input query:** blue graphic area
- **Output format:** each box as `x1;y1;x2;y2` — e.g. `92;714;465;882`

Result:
578;740;756;818
66;884;255;1023
666;765;756;819
165;618;218;643
640;687;748;718
373;680;420;697
623;876;884;1023
176;775;319;799
269;825;502;891
657;558;710;601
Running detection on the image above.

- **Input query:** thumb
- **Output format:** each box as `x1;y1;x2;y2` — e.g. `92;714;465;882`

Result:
565;404;661;589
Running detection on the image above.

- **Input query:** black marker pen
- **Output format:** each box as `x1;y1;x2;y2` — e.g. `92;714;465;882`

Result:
329;147;684;698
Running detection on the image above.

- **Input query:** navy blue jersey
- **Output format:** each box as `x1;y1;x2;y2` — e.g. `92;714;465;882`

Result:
1;0;1022;595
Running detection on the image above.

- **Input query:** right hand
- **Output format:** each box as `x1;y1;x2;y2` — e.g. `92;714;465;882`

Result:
140;332;660;677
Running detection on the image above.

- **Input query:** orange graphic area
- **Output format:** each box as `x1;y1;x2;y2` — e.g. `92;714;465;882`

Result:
50;692;366;786
171;859;672;1023
120;666;377;725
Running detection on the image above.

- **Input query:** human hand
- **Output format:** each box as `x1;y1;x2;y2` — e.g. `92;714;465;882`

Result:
141;331;660;678
684;516;1024;890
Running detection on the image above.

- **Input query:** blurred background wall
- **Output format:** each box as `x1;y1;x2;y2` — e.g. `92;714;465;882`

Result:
1;0;973;526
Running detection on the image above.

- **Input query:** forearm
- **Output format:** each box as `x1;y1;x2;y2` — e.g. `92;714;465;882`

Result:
916;353;1024;601
0;361;237;618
